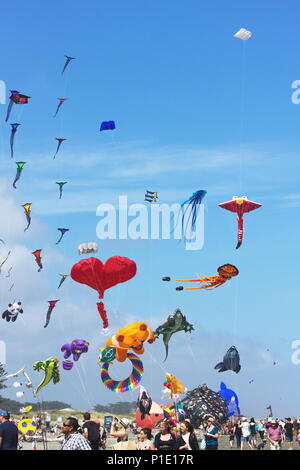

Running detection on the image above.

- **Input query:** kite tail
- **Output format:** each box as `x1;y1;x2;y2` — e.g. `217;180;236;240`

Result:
236;215;244;249
43;308;52;328
12;170;21;189
10;134;14;158
97;301;109;330
56;235;63;245
163;343;169;362
5;101;13;122
37;262;43;272
24;215;31;232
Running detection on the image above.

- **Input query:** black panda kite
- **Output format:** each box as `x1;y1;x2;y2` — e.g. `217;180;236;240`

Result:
2;302;23;322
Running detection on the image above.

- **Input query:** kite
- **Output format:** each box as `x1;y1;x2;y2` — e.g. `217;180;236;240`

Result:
53;138;66;159
33;357;60;395
61;55;75;75
70;256;137;330
249;379;254;384
105;322;154;362
58;274;68;289
137;385;152;420
5;90;30;122
10;123;21;158
6;267;12;278
179;190;207;240
163;263;239;291
219;196;261;249
53;98;67;117
61;339;90;370
98;346;116;365
44;300;60;328
100;121;115;131
9;284;14;292
56;182;67;199
145;191;158;203
56;228;69;245
136;401;164;430
22;203;32;232
100;351;143;392
234;28;252;40
20;406;33;413
163;373;187;400
78;242;98;255
0;251;11;273
218;382;240;416
182;384;229;428
215;346;241;374
2;301;23;322
18;419;37;436
32;249;43;272
12;162;26;189
154;308;194;361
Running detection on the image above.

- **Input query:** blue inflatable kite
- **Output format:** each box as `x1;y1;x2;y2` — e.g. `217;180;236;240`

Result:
218;382;240;417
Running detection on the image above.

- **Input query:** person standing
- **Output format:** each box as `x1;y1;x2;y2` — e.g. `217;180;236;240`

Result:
284;418;294;450
249;418;257;448
204;417;219;451
61;417;91;450
267;420;283;451
0;410;18;451
154;421;178;450
82;412;101;450
240;417;253;450
177;421;199;450
234;419;242;449
136;428;155;450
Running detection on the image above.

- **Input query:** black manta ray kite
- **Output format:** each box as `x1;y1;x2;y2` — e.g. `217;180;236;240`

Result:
214;346;241;374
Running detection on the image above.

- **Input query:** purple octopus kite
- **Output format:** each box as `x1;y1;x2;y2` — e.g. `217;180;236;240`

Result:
61;339;89;371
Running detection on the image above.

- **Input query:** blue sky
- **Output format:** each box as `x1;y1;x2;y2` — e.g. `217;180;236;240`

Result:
0;0;300;418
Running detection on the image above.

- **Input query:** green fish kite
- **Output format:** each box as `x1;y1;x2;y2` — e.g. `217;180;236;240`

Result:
154;308;194;361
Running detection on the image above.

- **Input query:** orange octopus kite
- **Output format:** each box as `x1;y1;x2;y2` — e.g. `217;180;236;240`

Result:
163;264;239;291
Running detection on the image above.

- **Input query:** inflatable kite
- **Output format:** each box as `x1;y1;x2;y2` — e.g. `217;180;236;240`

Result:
215;346;241;374
22;203;32;232
137;385;152;420
61;55;75;75
219;196;261;249
70;256;137;330
100;121;115;131
154;308;194;361
33;357;60;395
105;322;154;362
61;339;89;371
2;301;23;323
32;249;43;272
181;190;206;240
163;264;239;291
56;228;69;245
54;98;67;117
5;90;30;122
136;401;164;429
218;382;240;416
182;384;229;428
56;182;67;199
12;161;26;189
53;138;66;159
100;351;143;392
10;123;20;158
163;373;186;399
44;300;60;328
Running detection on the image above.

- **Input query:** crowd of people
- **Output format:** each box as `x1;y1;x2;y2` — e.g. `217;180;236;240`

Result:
1;408;300;451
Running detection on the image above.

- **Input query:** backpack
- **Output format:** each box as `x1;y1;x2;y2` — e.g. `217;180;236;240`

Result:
84;421;100;443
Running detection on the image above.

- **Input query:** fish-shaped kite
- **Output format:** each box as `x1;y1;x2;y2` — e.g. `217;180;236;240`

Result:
56;228;69;245
53;138;66;159
12;162;26;188
22;203;32;232
54;98;67;117
10;123;21;158
219;196;261;249
154;308;194;361
32;249;43;272
214;346;241;374
44;300;60;328
6;91;30;122
61;56;75;75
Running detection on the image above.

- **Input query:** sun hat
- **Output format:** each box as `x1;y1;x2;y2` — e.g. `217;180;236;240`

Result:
119;417;129;427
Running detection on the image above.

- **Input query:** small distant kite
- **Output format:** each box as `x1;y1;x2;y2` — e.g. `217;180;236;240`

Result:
22;203;32;232
219;196;261;249
10;123;21;158
78;242;98;255
100;121;116;131
12;161;26;189
32;249;43;272
234;28;252;40
58;274;68;289
5;90;30;122
44;300;60;328
215;346;241;374
154;308;194;361
145;191;158;203
56;182;67;199
54;98;67;117
53;138;66;159
56;228;69;245
0;251;11;273
6;267;12;278
62;56;75;75
163;264;239;291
